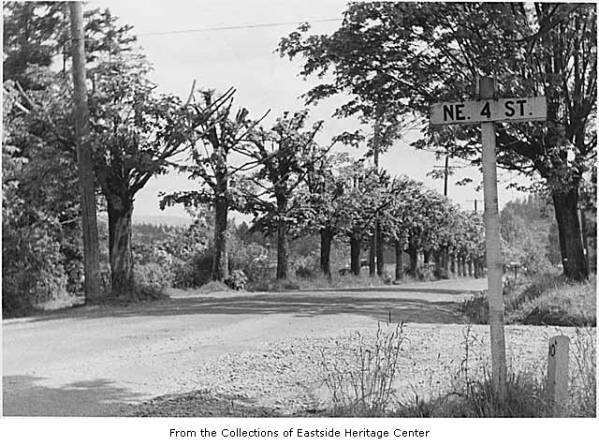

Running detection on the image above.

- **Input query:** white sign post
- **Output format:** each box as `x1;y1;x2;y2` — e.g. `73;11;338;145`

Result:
430;77;547;400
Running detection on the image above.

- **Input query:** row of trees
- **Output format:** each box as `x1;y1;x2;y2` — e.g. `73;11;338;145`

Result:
4;2;593;313
279;2;596;281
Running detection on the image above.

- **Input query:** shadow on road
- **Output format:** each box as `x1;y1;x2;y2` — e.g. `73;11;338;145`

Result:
20;292;468;325
312;286;480;295
2;375;146;416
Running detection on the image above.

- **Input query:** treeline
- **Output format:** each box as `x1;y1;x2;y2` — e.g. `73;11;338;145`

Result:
3;2;596;315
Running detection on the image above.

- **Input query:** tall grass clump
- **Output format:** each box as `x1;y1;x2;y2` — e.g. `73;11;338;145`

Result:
568;327;596;417
393;325;551;417
319;322;405;416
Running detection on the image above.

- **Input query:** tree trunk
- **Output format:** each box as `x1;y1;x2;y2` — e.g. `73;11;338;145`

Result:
212;196;229;281
441;246;449;277
275;194;289;280
69;2;101;301
350;234;361;276
394;240;404;281
107;197;134;296
423;249;431;264
552;188;588;281
276;219;288;280
467;259;473;277
369;234;376;276
376;223;384;277
320;227;333;277
407;244;418;277
450;254;456;276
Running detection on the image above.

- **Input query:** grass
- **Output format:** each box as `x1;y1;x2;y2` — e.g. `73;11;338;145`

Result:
317;323;596;417
568;326;597;417
463;274;596;327
294;272;392;290
319;322;405;416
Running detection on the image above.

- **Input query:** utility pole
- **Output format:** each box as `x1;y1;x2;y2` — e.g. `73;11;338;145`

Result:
69;2;101;301
467;199;479;213
370;104;384;277
443;154;449;196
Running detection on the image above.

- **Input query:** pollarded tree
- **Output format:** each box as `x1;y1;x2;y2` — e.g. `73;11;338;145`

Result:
241;110;342;280
380;175;423;281
334;162;396;276
453;211;486;277
300;150;357;277
88;54;196;295
161;89;267;282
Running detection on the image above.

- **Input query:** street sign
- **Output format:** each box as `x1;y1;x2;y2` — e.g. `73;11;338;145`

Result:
429;79;548;402
430;96;546;125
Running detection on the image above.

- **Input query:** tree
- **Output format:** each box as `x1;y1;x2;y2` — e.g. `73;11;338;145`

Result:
161;89;266;281
242;110;338;280
380;175;424;281
301;151;353;277
3;2;159;305
88;54;194;295
279;2;596;281
2;80;77;314
334;162;394;276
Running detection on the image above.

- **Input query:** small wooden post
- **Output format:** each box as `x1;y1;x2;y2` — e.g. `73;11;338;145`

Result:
547;335;570;416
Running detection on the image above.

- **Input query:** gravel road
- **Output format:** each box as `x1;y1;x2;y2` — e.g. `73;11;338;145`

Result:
2;278;591;416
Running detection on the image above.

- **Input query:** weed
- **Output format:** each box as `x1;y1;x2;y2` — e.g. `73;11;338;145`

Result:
568;326;597;417
319;322;405;416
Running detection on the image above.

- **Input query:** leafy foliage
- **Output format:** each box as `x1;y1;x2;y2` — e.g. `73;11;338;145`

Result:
280;2;596;280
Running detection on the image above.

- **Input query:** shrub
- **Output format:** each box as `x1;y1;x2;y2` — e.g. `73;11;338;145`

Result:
171;252;213;288
197;280;231;294
461;291;489;324
2;228;68;317
135;262;172;293
228;241;271;282
295;265;315;280
416;264;436;282
247;279;300;292
224;269;248;290
291;254;319;280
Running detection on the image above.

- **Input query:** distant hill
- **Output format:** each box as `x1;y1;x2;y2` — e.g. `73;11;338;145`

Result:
132;214;192;227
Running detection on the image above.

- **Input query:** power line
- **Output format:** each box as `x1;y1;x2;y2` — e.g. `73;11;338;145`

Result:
137;18;342;37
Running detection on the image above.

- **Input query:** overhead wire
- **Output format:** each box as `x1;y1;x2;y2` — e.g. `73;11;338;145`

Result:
137;18;342;36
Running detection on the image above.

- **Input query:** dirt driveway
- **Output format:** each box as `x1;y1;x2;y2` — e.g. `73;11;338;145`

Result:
2;278;486;416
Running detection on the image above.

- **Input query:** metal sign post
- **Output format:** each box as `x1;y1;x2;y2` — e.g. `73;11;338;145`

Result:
430;76;547;400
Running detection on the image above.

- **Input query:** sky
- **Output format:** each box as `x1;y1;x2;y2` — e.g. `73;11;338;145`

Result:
90;0;530;221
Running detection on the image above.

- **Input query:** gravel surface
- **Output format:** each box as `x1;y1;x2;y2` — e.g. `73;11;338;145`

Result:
125;323;593;416
5;278;594;417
